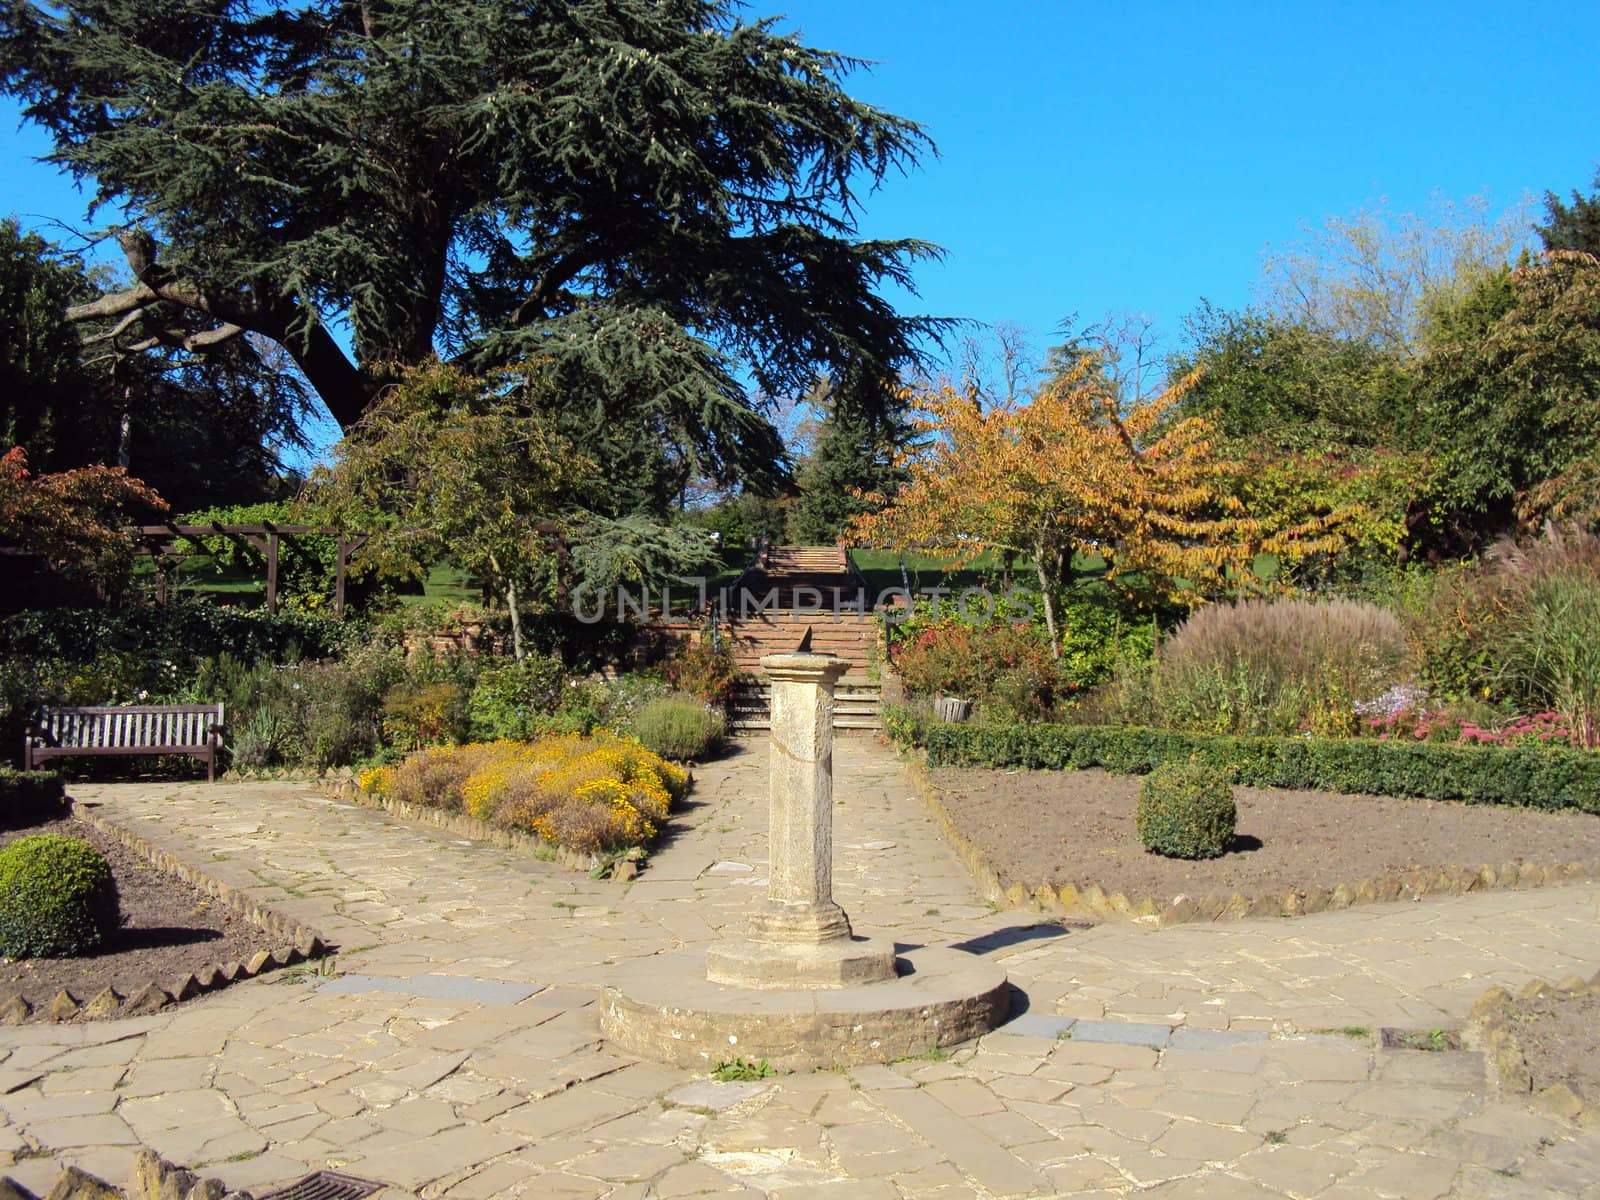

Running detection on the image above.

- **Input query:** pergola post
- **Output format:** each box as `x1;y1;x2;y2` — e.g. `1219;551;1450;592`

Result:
264;531;279;615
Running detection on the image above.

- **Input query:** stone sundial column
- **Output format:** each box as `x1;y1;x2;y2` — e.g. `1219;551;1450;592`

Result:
704;652;897;989
750;652;852;942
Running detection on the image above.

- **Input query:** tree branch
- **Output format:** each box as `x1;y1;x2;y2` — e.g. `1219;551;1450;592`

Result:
66;284;159;323
184;323;245;350
65;228;372;431
511;249;600;325
78;303;156;345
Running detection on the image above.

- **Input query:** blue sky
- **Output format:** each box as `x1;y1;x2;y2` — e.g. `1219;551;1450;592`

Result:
783;0;1600;356
4;0;1599;445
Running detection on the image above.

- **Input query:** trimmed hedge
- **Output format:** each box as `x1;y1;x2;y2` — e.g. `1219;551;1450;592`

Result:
0;768;66;824
920;724;1600;813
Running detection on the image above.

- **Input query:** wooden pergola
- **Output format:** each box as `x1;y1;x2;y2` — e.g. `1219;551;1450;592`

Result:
132;522;570;617
131;523;368;616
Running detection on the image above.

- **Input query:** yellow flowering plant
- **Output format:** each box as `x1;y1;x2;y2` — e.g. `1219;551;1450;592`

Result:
361;731;687;854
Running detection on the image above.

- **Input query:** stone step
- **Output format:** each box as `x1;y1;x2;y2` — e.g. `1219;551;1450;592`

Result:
729;716;882;733
729;643;876;652
732;683;881;696
730;705;880;721
727;616;877;627
728;684;883;731
732;651;874;663
731;665;872;675
732;633;872;643
726;621;876;634
728;691;879;705
728;630;876;644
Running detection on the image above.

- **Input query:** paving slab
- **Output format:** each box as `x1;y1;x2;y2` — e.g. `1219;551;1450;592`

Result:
1067;1019;1174;1048
317;974;544;1004
997;1012;1076;1039
1167;1028;1271;1051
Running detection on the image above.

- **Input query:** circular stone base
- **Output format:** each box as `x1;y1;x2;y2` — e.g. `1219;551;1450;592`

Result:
600;945;1010;1071
704;935;898;990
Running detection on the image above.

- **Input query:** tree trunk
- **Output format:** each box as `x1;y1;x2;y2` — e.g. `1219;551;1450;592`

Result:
1032;542;1060;660
486;551;525;661
293;323;379;431
116;403;134;470
505;580;525;661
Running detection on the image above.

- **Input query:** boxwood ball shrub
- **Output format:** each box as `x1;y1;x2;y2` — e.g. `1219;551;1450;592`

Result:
0;834;121;957
1136;760;1237;860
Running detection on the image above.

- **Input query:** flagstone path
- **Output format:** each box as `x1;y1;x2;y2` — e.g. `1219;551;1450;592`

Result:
1;739;1596;1199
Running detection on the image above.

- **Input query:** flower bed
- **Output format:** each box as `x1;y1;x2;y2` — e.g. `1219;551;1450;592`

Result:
911;759;1600;926
359;732;688;855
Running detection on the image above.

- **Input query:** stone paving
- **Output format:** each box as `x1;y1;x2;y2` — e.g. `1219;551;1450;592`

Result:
1;739;1596;1199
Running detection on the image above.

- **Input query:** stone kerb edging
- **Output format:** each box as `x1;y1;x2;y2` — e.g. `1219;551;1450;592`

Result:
904;756;1600;928
0;804;332;1026
7;1147;255;1200
1469;970;1600;1124
318;777;646;882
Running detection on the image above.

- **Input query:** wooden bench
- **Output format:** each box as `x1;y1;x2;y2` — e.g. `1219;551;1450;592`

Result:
24;704;225;782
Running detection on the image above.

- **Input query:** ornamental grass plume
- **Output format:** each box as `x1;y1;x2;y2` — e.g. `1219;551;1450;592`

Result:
1483;526;1600;748
1154;597;1408;737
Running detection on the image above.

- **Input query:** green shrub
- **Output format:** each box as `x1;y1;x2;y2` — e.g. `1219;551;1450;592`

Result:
918;722;1600;813
1154;598;1408;737
0;768;66;823
244;642;407;768
382;680;471;749
632;696;726;761
551;680;607;735
594;673;671;734
880;700;932;748
0;601;351;670
1136;760;1237;859
227;707;293;770
0;834;120;957
468;656;568;740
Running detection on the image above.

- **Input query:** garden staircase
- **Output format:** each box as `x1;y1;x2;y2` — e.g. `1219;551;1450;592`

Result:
724;544;883;733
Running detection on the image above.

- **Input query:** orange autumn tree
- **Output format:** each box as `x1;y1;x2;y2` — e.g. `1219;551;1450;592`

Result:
850;361;1343;652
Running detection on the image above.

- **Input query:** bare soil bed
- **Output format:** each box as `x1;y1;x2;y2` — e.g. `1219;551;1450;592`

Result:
1512;990;1600;1104
927;766;1600;905
0;816;277;1014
